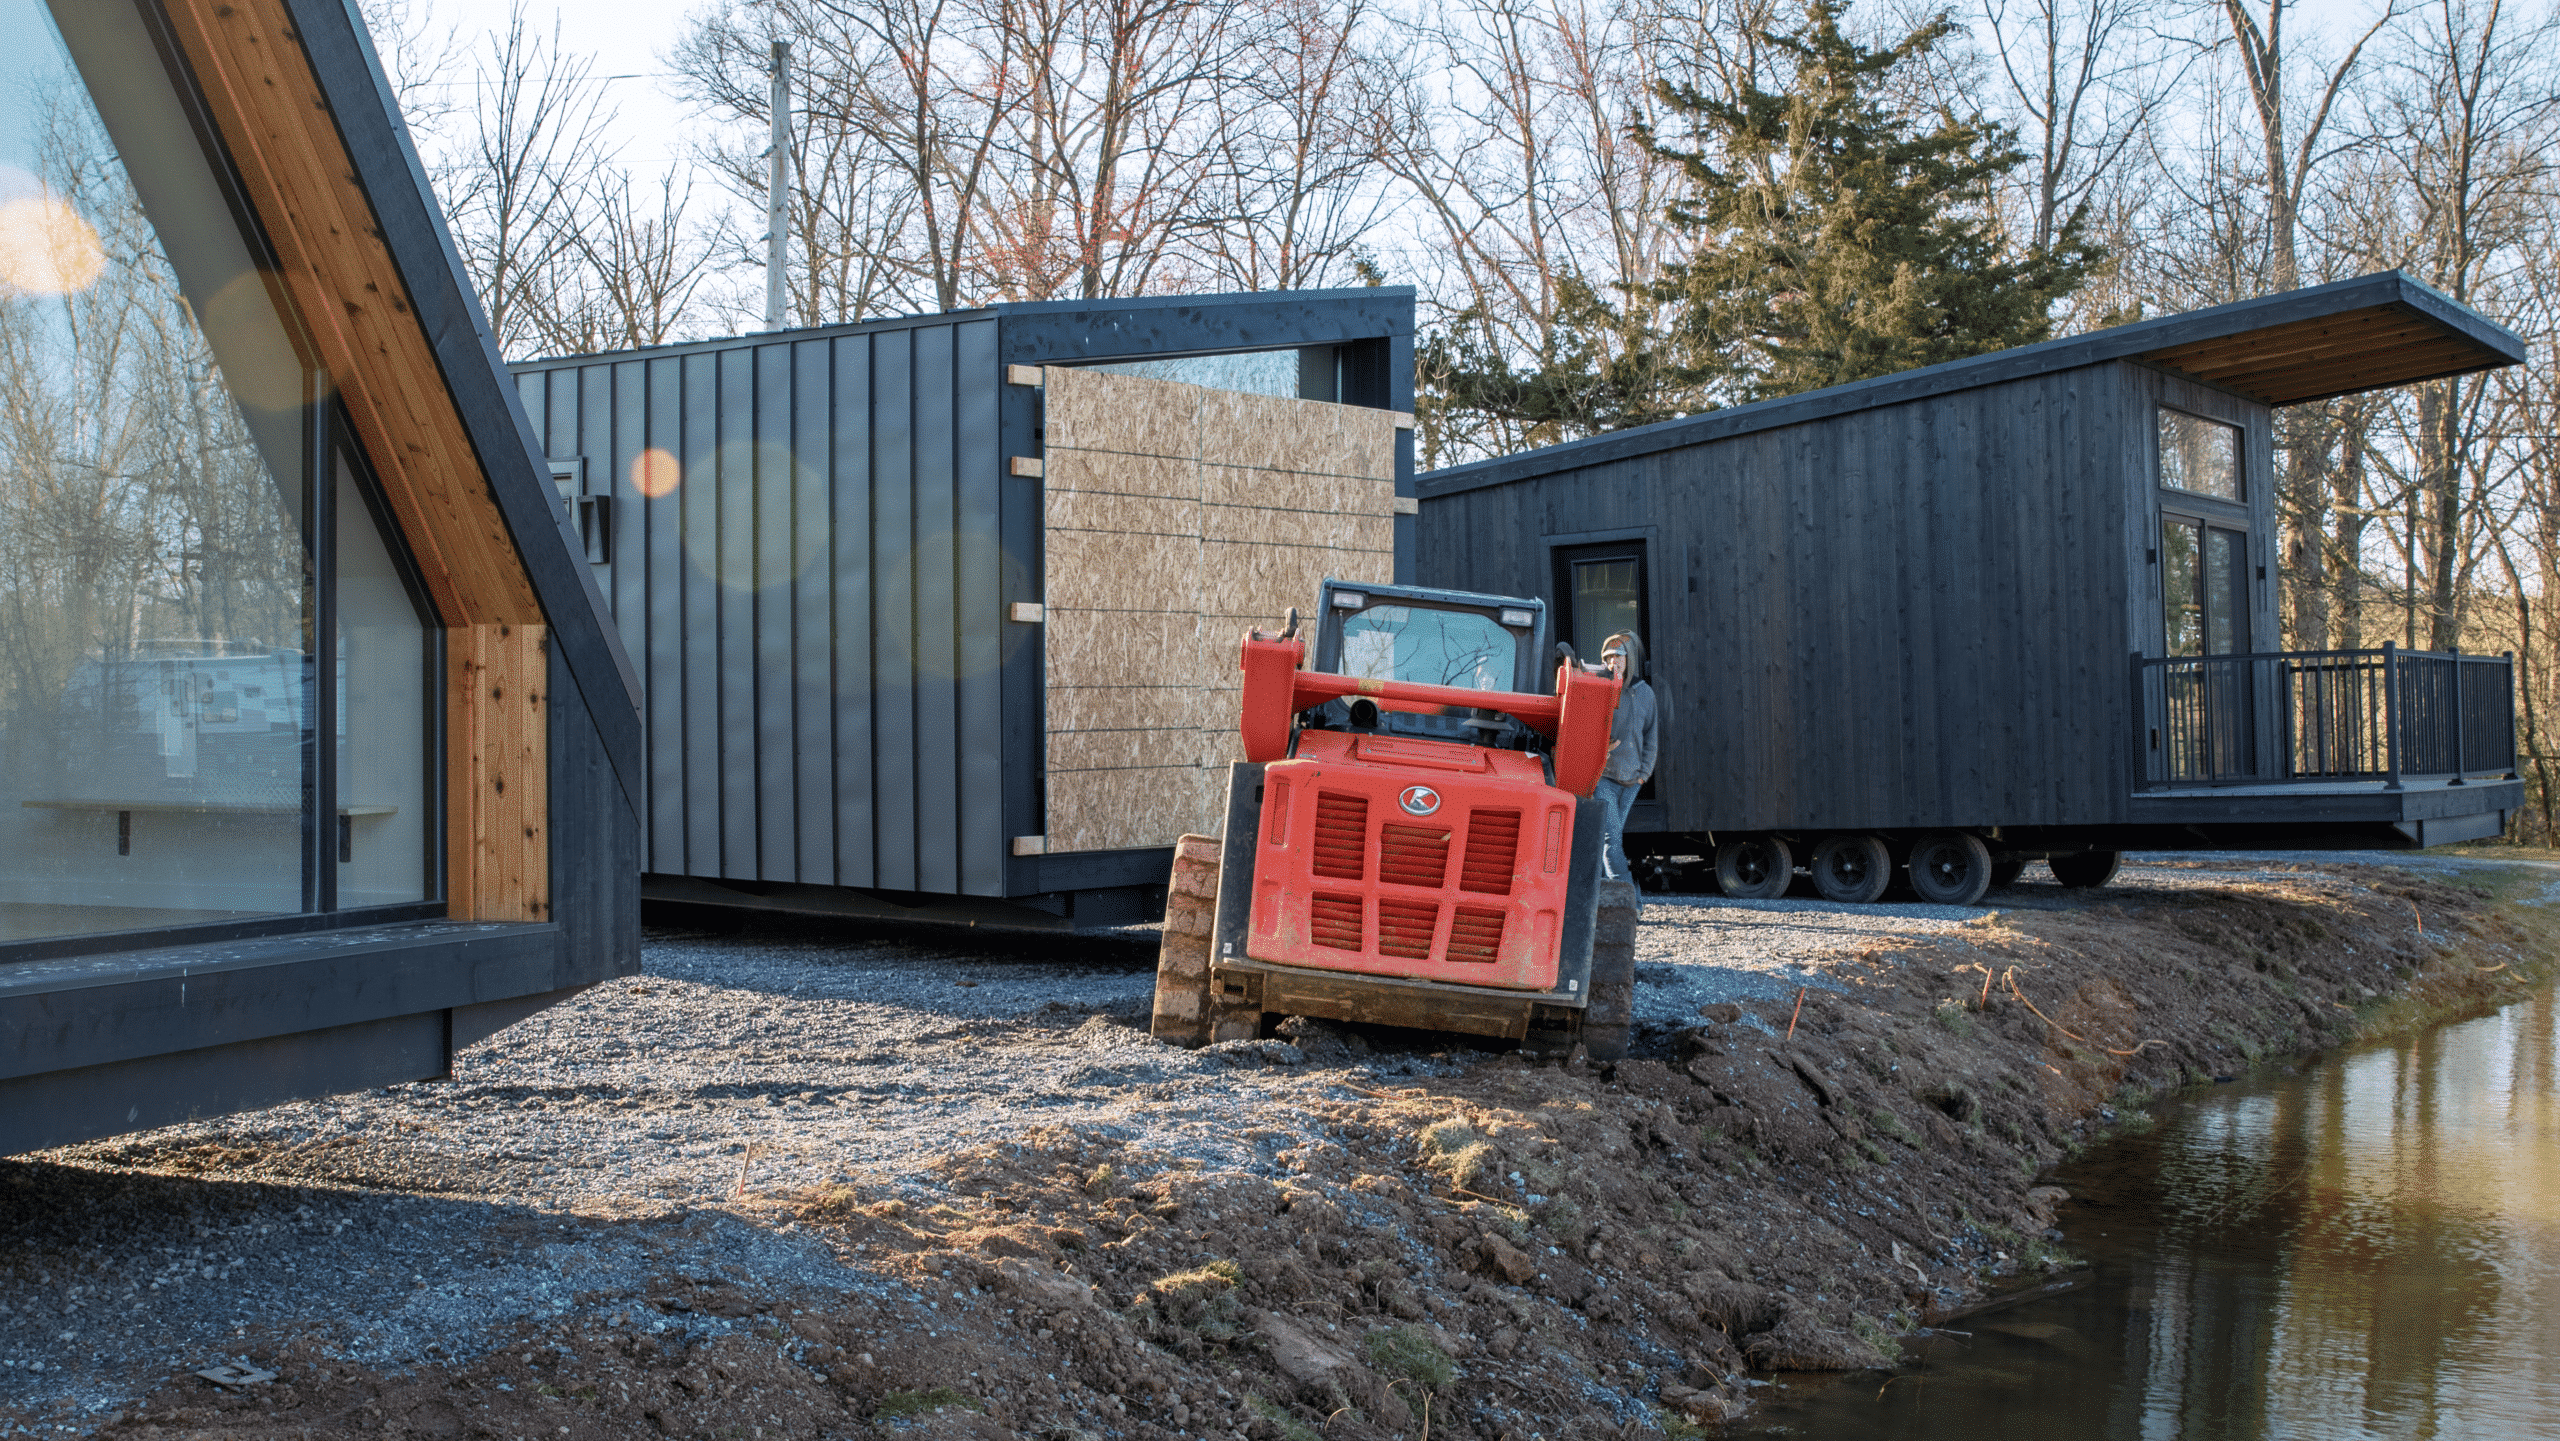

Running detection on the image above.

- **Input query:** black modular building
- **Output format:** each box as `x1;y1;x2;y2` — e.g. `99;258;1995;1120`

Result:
1417;273;2528;903
512;291;1417;928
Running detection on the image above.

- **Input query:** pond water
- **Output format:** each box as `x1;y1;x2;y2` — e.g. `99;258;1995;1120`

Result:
1734;979;2560;1439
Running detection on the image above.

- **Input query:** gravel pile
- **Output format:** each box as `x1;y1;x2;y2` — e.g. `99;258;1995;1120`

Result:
0;851;2529;1432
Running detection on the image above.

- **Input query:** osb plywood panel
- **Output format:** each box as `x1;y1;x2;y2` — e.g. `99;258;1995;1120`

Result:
1042;367;1396;853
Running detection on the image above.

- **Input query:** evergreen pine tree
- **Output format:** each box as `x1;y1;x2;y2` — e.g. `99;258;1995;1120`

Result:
1646;0;2100;403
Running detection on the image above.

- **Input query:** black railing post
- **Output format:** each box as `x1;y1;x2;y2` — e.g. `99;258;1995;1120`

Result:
2450;644;2466;784
2383;641;2403;791
2130;650;2148;790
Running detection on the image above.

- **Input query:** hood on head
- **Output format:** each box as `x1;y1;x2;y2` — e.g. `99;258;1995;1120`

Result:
1603;631;1646;683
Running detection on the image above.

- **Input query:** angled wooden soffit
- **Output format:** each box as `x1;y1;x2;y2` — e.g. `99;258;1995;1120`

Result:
160;0;549;923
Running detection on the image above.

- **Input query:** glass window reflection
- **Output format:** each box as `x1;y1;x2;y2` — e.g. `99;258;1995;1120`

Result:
0;0;436;945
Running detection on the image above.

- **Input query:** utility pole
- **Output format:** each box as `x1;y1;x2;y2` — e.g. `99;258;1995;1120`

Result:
764;39;792;330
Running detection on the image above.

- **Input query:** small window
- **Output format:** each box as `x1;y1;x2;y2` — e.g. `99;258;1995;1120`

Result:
1084;348;1310;400
2160;409;2242;501
1553;544;1646;663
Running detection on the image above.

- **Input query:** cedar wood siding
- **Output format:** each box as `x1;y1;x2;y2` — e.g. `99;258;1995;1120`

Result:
1420;362;2168;833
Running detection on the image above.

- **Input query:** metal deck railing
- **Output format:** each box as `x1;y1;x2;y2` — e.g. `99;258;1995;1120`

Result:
2134;644;2517;789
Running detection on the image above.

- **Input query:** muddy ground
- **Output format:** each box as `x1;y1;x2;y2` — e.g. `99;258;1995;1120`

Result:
3;855;2553;1440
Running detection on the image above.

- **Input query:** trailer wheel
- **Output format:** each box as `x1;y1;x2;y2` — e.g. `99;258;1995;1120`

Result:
1907;831;1994;906
1714;837;1794;900
1583;879;1641;1062
1808;834;1892;904
2050;850;2122;889
1150;835;1224;1047
1989;858;2028;890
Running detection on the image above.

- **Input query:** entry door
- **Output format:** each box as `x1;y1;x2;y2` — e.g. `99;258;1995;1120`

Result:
2161;515;2253;779
1553;541;1651;806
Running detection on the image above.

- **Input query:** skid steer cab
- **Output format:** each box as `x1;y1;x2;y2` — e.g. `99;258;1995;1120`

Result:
1151;579;1642;1060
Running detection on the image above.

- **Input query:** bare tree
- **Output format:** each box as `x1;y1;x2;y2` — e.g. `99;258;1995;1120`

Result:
1380;0;1706;462
437;4;621;355
1189;0;1388;291
1975;0;2183;331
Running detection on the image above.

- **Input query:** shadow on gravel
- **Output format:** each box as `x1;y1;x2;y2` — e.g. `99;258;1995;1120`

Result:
644;907;1161;970
0;1151;865;1424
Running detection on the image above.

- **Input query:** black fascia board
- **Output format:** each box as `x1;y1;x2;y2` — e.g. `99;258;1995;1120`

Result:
293;0;644;814
0;921;572;1083
1419;271;2527;500
995;287;1415;385
515;304;1008;369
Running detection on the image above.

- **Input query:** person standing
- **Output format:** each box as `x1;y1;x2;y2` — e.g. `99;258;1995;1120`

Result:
1595;633;1657;883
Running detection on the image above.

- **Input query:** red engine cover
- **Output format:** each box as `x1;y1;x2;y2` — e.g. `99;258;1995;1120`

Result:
1246;730;1577;990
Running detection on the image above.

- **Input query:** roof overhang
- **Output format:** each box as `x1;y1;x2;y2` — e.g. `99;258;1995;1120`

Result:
2135;284;2521;405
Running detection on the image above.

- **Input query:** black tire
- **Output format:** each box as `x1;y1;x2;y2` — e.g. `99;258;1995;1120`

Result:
1907;831;1994;906
1714;836;1794;900
2050;850;2122;889
1989;858;2028;890
1808;834;1892;904
1583;879;1640;1062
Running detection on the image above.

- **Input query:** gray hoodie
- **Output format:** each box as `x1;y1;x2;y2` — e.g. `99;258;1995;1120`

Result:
1602;633;1658;786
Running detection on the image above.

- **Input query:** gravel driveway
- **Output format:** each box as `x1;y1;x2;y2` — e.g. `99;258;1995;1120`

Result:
0;851;2500;1431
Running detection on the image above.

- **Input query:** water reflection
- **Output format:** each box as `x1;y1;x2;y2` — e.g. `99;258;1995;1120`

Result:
1737;982;2560;1439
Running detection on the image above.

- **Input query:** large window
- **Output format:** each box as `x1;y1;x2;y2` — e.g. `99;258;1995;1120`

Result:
0;0;436;947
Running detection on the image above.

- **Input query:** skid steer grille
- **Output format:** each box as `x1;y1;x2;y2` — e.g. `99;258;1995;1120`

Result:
1378;824;1450;888
1459;809;1521;894
1310;894;1363;950
1446;906;1506;963
1312;793;1368;880
1376;898;1438;960
1248;733;1568;991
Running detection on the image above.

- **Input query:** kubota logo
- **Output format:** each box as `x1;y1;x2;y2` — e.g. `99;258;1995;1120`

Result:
1398;785;1441;816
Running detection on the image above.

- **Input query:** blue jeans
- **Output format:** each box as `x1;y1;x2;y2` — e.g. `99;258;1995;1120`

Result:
1594;779;1639;881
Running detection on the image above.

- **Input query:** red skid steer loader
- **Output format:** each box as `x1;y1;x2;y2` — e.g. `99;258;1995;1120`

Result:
1151;580;1642;1060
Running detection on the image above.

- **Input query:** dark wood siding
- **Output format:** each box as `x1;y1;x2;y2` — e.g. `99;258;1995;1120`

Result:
1420;364;2144;832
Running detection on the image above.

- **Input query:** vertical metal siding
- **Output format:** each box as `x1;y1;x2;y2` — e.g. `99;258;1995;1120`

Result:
953;321;1005;896
870;331;919;890
911;326;960;896
752;345;798;880
828;337;876;885
676;352;722;874
789;341;835;881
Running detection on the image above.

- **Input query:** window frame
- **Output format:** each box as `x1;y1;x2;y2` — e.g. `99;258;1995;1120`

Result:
2157;406;2246;503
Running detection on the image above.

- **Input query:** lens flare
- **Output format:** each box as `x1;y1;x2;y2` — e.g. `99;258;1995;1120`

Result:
0;194;104;296
631;447;681;498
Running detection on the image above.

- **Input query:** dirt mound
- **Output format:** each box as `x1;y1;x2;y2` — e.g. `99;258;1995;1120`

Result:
58;864;2553;1439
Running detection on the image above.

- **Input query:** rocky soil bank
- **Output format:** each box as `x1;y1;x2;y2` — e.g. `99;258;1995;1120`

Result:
3;856;2551;1441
